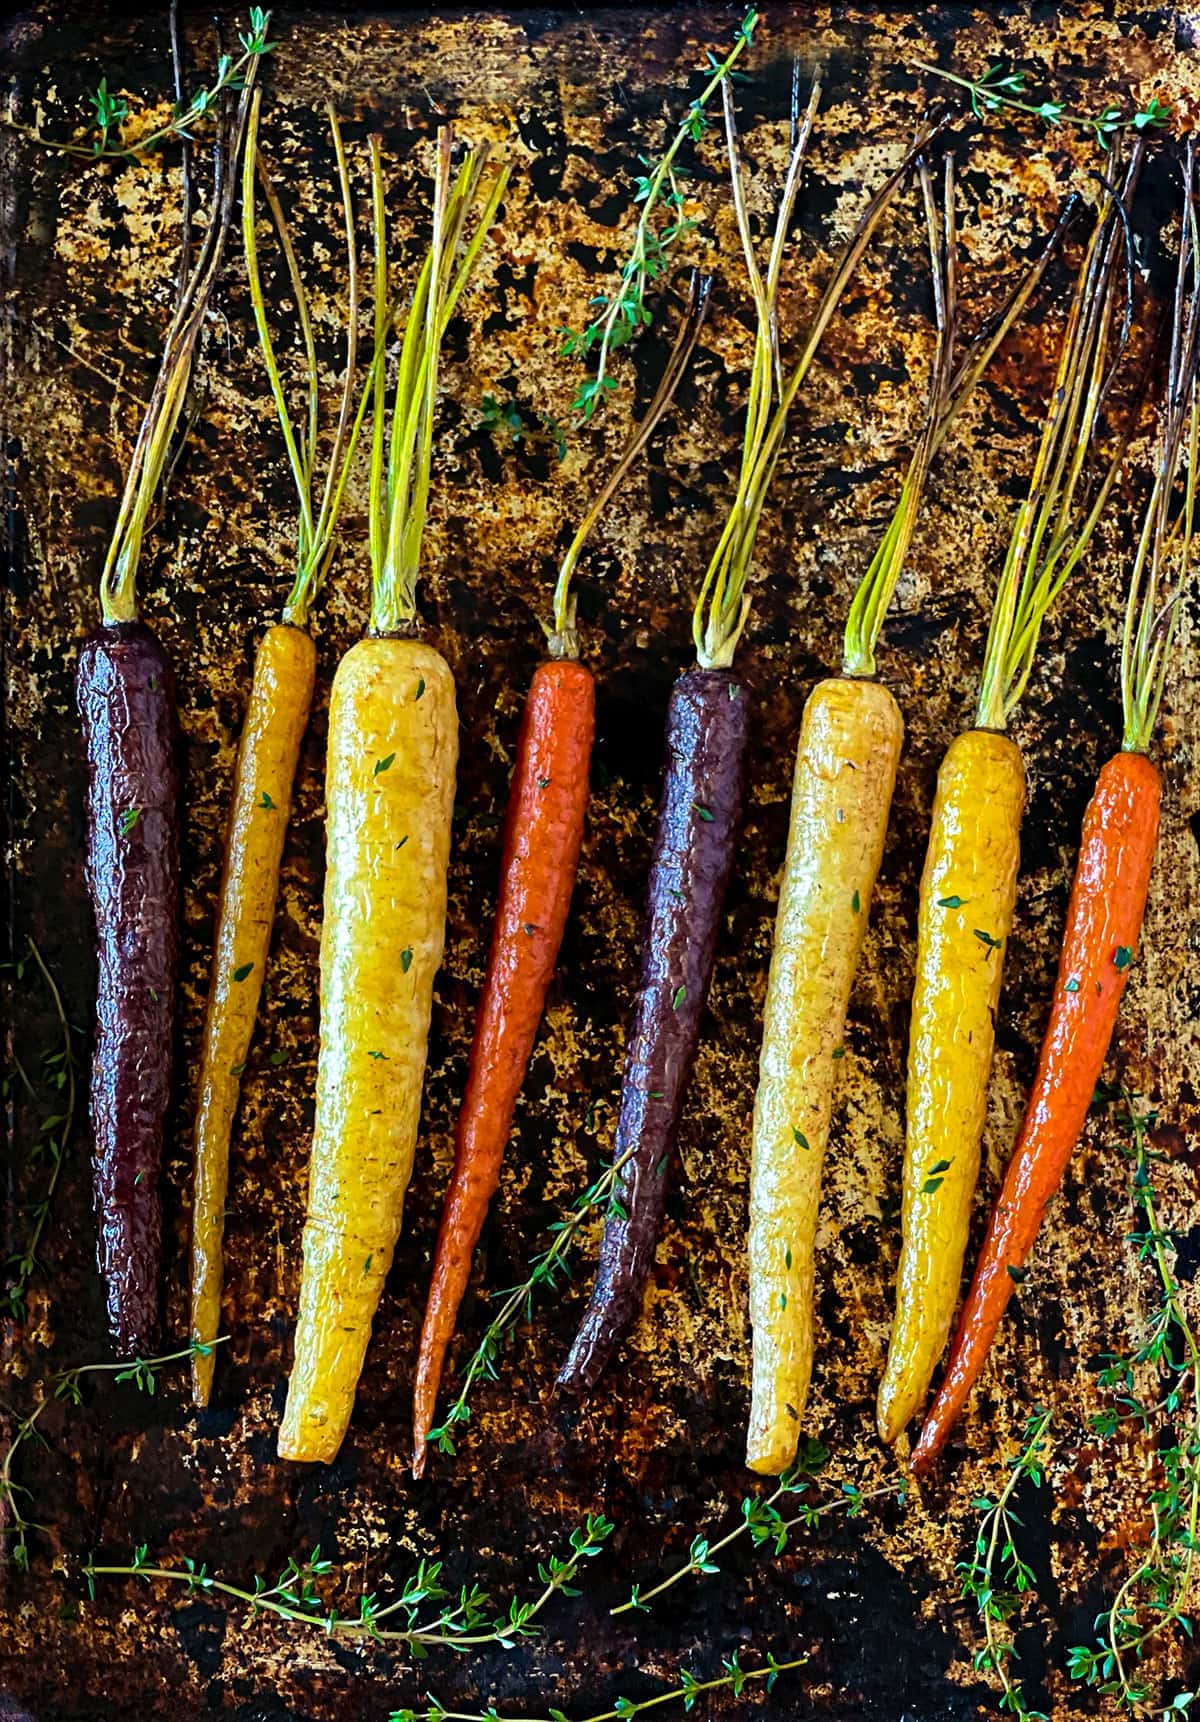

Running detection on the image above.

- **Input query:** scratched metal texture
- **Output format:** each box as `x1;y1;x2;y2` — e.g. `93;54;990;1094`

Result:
2;3;1199;1719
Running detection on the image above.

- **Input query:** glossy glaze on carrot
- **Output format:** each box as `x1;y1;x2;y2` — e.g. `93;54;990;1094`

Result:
558;667;749;1391
77;621;180;1356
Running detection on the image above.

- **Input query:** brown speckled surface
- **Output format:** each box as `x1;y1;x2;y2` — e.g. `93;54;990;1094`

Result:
3;5;1200;1719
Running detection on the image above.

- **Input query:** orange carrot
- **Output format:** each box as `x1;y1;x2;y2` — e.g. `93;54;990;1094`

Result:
411;659;593;1473
911;751;1160;1469
913;146;1199;1471
411;280;710;1474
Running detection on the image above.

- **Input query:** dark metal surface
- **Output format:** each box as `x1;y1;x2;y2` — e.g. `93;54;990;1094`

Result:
2;5;1199;1719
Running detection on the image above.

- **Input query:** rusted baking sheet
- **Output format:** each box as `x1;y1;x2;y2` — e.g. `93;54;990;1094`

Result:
2;4;1198;1719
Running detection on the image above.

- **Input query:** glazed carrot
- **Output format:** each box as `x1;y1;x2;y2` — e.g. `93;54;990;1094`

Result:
560;83;949;1394
412;283;709;1473
878;143;1142;1446
913;147;1200;1470
191;95;369;1407
746;159;1070;1475
75;67;260;1356
279;129;507;1463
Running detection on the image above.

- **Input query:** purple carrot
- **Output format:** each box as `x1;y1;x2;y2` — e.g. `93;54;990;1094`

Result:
72;60;261;1351
559;669;749;1389
77;624;179;1354
559;76;938;1391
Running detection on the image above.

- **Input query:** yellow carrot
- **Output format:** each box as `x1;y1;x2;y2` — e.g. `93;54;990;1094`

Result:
748;678;903;1474
879;141;1141;1445
876;730;1023;1441
279;127;507;1462
279;641;456;1460
190;95;369;1405
191;622;316;1404
745;156;1066;1475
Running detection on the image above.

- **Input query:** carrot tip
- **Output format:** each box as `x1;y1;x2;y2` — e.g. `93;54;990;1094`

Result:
412;1443;427;1480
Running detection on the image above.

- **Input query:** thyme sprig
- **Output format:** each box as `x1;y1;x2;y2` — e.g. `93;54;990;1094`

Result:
562;10;757;419
612;1441;903;1617
1;1342;220;1573
1068;1092;1200;1709
2;940;77;1321
912;63;1169;153
4;9;276;161
388;1650;808;1722
959;1407;1053;1722
423;1146;637;1466
84;1512;614;1655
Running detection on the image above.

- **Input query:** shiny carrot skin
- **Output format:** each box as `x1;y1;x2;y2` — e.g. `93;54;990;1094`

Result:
412;657;594;1472
190;622;317;1406
747;676;903;1474
76;621;180;1356
559;667;749;1392
913;749;1160;1468
877;727;1026;1444
279;637;457;1462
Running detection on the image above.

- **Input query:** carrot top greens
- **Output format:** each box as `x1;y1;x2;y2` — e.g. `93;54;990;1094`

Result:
975;139;1141;733
366;130;508;638
563;9;757;420
242;92;374;630
1121;143;1200;756
99;51;264;624
693;93;950;671
549;274;712;658
842;166;1076;679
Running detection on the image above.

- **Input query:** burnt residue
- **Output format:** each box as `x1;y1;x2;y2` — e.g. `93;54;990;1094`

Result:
2;4;1199;1721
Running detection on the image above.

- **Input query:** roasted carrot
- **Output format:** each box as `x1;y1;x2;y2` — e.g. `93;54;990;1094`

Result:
878;143;1142;1446
913;147;1200;1471
75;66;260;1356
412;281;710;1473
746;158;1070;1475
279;130;507;1463
190;95;371;1407
560;83;948;1393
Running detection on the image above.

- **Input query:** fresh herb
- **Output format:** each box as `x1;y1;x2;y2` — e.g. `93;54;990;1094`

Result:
693;803;714;822
612;1445;903;1616
415;679;426;702
232;963;254;983
119;807;142;836
1064;976;1081;994
7;10;277;161
1068;1091;1200;1708
792;1127;810;1150
672;985;686;1010
85;1512;614;1653
388;1651;808;1722
938;895;967;909
922;1157;953;1195
974;929;1003;959
374;752;396;777
959;1406;1052;1722
425;1146;638;1460
912;62;1170;152
562;10;757;418
2;1342;222;1572
1113;945;1133;971
851;889;861;913
401;947;414;974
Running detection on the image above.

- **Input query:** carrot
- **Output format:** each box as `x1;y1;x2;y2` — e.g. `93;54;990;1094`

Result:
913;146;1200;1470
560;82;949;1394
877;142;1143;1447
75;66;260;1356
190;95;372;1407
746;159;1071;1475
278;129;507;1463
